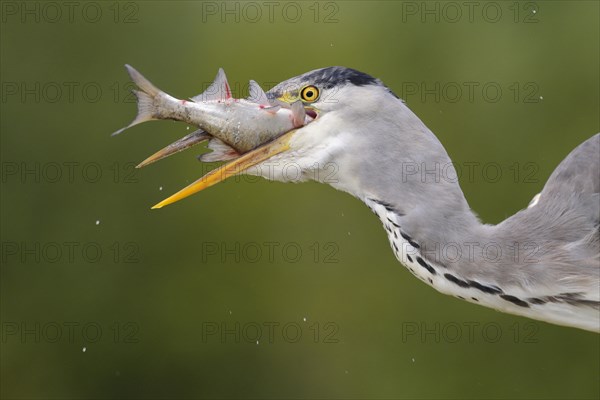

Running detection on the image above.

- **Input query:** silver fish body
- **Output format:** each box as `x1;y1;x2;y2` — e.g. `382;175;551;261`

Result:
113;65;309;154
148;96;302;153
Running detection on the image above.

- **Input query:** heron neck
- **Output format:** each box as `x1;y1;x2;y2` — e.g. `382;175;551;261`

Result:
359;174;491;270
325;101;599;332
329;102;495;270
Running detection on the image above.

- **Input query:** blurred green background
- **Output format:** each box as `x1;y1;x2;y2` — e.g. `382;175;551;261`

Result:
1;1;599;399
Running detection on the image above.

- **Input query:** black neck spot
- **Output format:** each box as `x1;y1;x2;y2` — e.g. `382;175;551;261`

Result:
417;257;436;275
500;295;530;308
444;273;469;288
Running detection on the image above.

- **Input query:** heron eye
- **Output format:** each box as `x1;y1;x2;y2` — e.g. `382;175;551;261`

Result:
300;85;319;102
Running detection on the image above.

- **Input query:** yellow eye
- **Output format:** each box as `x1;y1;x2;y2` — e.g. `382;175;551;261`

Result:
300;85;319;102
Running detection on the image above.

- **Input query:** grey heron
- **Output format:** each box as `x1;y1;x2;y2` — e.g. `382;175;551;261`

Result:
130;67;600;333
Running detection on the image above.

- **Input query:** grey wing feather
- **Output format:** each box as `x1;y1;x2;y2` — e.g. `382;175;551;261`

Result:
530;133;599;239
539;133;600;221
495;134;599;303
534;134;599;297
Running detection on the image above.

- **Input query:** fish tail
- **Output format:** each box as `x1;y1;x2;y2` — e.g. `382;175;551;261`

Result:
111;65;164;136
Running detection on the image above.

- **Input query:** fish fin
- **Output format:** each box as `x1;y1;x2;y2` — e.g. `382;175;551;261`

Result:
182;129;211;143
290;100;306;128
125;64;159;96
249;80;281;114
136;129;210;168
198;138;241;162
112;65;163;136
192;68;232;102
247;80;269;105
112;89;157;136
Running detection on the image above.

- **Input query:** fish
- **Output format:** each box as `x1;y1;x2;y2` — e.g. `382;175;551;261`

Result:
112;64;313;167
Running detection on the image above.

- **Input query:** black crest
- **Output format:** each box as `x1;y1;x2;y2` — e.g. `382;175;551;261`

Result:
301;66;379;89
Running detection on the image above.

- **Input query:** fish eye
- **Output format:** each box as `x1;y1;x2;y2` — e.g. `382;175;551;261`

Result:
300;85;320;102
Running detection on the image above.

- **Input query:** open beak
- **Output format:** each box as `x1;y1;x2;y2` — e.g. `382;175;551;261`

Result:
151;128;298;209
147;97;319;209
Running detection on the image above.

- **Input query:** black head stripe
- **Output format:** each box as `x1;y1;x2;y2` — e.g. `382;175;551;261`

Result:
267;66;400;99
301;66;379;89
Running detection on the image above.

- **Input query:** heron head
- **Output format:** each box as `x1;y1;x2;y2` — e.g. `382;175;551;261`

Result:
153;67;410;208
255;67;401;182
